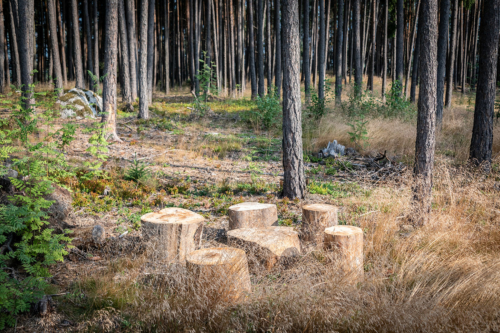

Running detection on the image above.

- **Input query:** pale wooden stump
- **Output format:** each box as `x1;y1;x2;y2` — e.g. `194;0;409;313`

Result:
141;208;204;264
324;225;364;282
227;227;301;270
302;204;338;244
228;202;278;230
186;247;252;302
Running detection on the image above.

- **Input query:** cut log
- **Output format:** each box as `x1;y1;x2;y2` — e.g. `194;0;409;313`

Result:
228;202;278;230
227;227;301;270
302;204;338;244
186;247;252;302
141;208;204;264
324;225;364;282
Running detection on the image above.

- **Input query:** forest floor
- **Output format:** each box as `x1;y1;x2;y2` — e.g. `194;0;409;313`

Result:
4;78;500;332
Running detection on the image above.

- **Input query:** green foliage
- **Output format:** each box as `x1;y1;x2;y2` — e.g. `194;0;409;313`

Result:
196;51;218;101
242;86;281;130
124;155;151;182
55;124;77;152
87;71;107;95
347;116;369;150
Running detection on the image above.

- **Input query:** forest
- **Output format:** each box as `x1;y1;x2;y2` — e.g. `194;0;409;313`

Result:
0;0;500;331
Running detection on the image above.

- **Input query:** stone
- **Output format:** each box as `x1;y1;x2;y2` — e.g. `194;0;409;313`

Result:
141;208;204;264
57;88;103;118
227;227;301;270
92;225;106;244
301;204;338;244
186;247;251;302
324;225;364;282
45;185;74;229
320;140;345;158
228;202;278;230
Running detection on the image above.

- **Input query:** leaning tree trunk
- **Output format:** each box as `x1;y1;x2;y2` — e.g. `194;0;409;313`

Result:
248;0;257;99
318;0;326;100
71;0;85;89
47;0;64;96
83;0;95;91
101;0;121;141
282;0;306;199
303;0;311;100
469;0;500;170
436;0;450;128
16;0;33;110
147;0;155;102
381;0;388;102
118;0;132;104
275;0;282;98
335;0;344;103
410;18;421;103
395;0;404;88
138;0;149;119
257;0;265;97
353;0;362;92
412;0;438;227
445;0;458;108
0;0;5;93
125;0;138;99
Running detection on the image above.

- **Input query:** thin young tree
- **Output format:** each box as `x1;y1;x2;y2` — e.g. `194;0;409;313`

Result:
248;0;257;99
335;0;344;103
118;0;132;105
395;0;404;88
445;0;458;108
0;0;5;93
367;0;377;91
147;0;155;102
205;0;212;94
83;0;95;90
469;0;500;170
165;0;170;94
275;0;282;98
17;0;34;110
93;0;99;84
101;0;121;141
47;0;64;96
353;0;362;92
381;0;388;102
303;0;311;100
257;0;265;97
125;0;138;99
71;0;85;89
138;0;149;119
318;0;326;100
436;0;450;127
282;0;306;199
412;0;438;226
9;0;21;87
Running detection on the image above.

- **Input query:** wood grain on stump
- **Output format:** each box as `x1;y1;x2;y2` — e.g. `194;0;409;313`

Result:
228;202;278;230
324;225;363;282
227;227;301;270
302;204;338;243
186;247;251;302
141;208;204;264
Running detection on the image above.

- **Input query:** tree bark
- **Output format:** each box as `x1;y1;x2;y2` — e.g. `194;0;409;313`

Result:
257;0;265;96
118;0;132;104
445;0;458;108
47;0;64;96
165;0;170;94
125;0;138;99
303;0;310;100
8;0;20;87
93;0;99;86
16;0;33;110
275;0;281;98
138;0;149;119
266;0;272;93
0;0;5;93
396;0;404;87
318;0;326;100
381;0;388;102
71;0;85;89
335;0;344;103
412;0;438;227
147;0;155;102
410;15;421;103
436;0;450;127
282;0;306;199
83;0;95;90
205;0;212;94
367;0;377;91
248;0;257;99
469;0;500;170
353;0;362;91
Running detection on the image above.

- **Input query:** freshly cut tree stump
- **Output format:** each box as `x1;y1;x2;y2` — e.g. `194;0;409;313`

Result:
228;202;278;230
302;204;338;243
324;225;364;282
186;247;252;302
141;208;204;264
227;227;301;270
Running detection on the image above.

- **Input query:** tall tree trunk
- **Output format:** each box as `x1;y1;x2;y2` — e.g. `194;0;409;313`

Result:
367;0;377;91
206;0;212;94
353;0;362;91
118;0;132;104
17;0;33;110
93;0;99;86
71;0;85;88
461;9;468;95
436;0;450;127
282;0;306;199
412;0;438;227
410;15;421;103
395;0;404;87
102;0;121;141
257;0;265;96
318;0;326;100
8;0;20;87
138;0;149;119
445;0;458;108
381;0;388;101
125;0;138;99
404;0;420;98
469;0;500;170
83;0;95;90
266;0;271;93
275;0;281;97
248;0;257;99
147;0;155;101
303;0;310;100
0;0;5;93
335;0;344;103
165;0;170;94
55;0;67;85
47;0;64;96
193;0;199;95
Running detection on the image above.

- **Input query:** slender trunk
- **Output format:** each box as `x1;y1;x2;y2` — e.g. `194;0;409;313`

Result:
257;0;265;96
17;0;33;110
206;0;212;94
248;0;257;99
381;0;387;101
275;0;282;97
318;0;326;100
367;0;377;91
125;0;138;99
138;0;149;119
353;0;362;91
395;0;404;87
412;0;438;226
405;0;421;98
83;0;95;90
93;0;99;86
8;0;20;87
71;0;85;88
165;0;170;94
118;0;132;103
469;0;500;169
335;0;344;103
47;0;64;96
266;0;272;92
410;14;421;103
445;0;458;108
282;0;306;199
303;0;310;99
461;9;468;95
147;0;155;101
436;0;450;127
0;0;5;93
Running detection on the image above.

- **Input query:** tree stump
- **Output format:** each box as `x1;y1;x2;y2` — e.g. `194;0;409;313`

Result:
324;225;364;282
301;204;338;244
228;202;278;230
141;208;204;264
186;247;252;302
227;227;301;270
